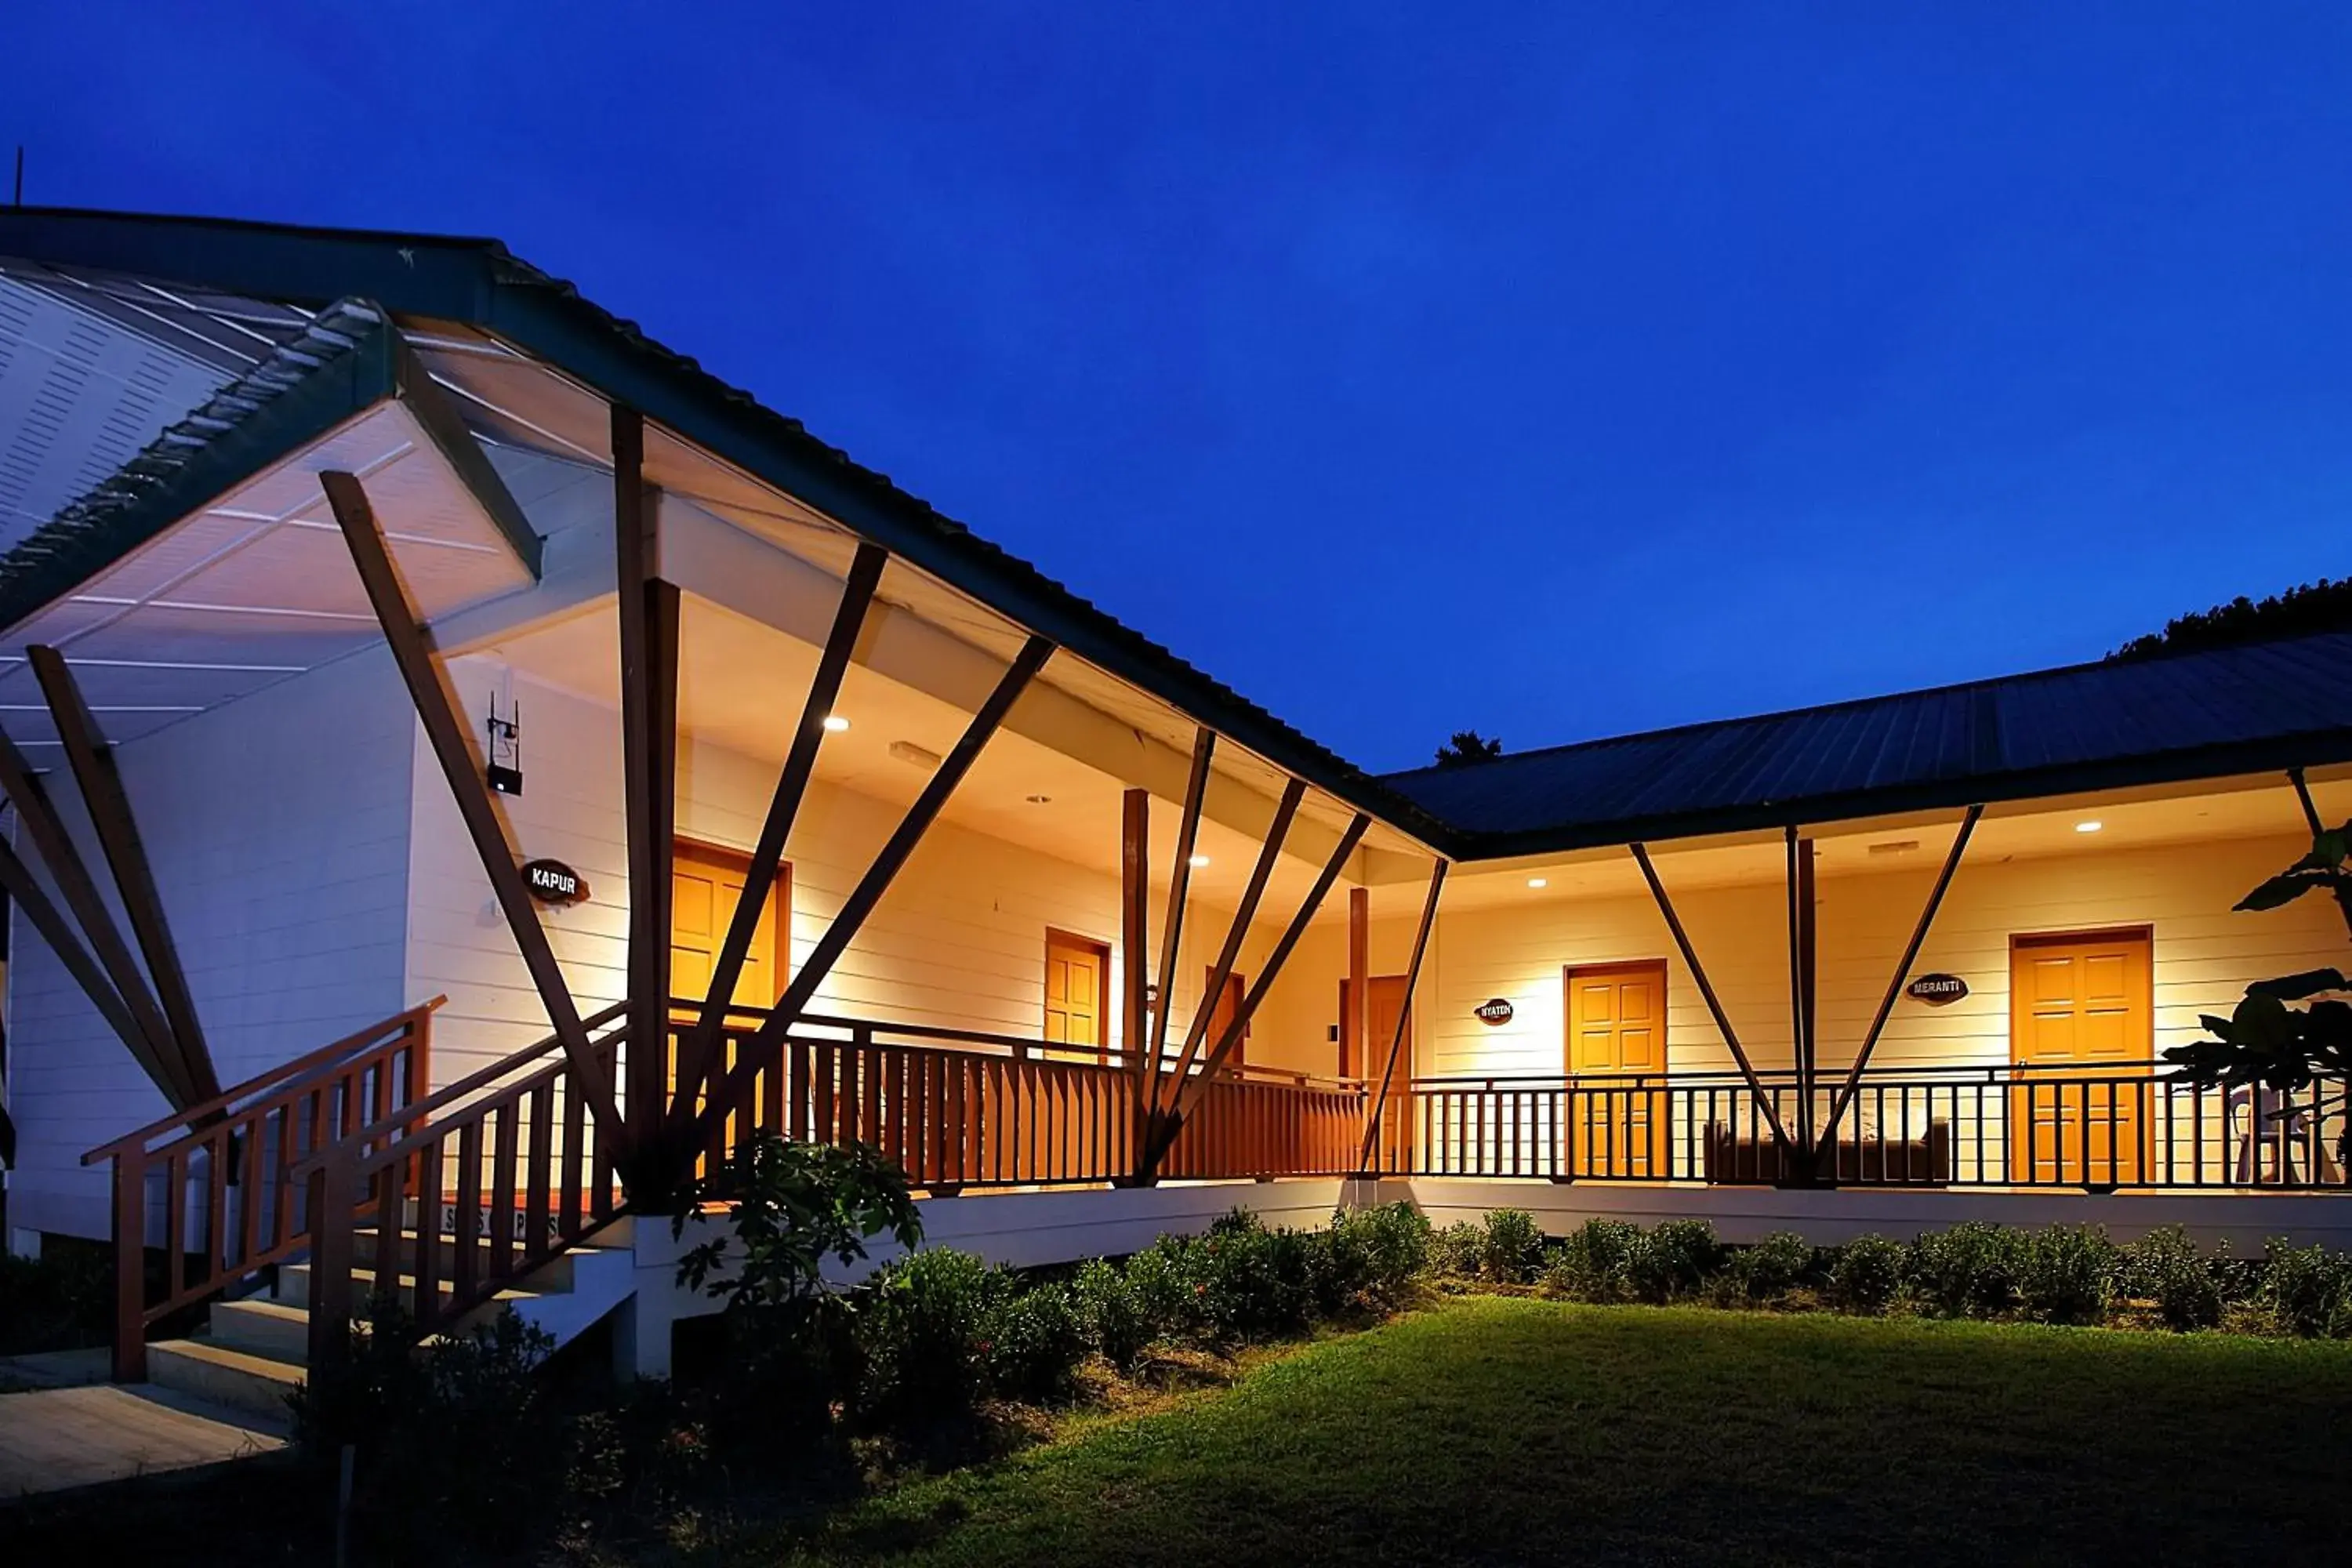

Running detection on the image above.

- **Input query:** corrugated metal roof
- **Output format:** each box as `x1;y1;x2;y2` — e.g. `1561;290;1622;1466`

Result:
1382;633;2352;853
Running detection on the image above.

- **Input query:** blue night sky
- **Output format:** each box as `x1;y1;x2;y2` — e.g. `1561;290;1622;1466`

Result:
9;5;2350;772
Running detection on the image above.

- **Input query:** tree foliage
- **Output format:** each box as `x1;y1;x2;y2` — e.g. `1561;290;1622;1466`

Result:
2111;576;2352;661
2163;820;2352;1091
671;1132;923;1312
1433;729;1504;768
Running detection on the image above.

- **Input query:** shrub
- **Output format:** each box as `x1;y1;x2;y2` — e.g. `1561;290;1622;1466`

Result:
1346;1201;1434;1307
1827;1234;1904;1316
855;1247;1008;1424
1906;1221;2026;1318
2018;1224;2118;1326
1475;1208;1544;1284
1541;1218;1641;1302
0;1242;112;1356
1721;1232;1815;1305
2259;1239;2352;1338
1626;1220;1721;1304
2115;1225;2224;1332
982;1281;1087;1403
1124;1234;1207;1344
1432;1221;1486;1279
1192;1213;1314;1341
1073;1258;1152;1367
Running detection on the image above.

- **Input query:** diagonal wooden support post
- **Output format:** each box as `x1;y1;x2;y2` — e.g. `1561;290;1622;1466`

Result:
2288;768;2352;940
322;470;622;1145
1357;858;1446;1173
30;646;220;1104
1152;777;1305;1119
1141;729;1214;1099
0;837;166;1099
1814;804;1982;1158
0;735;189;1104
671;542;887;1129
1631;840;1796;1163
1147;812;1371;1176
690;636;1055;1147
1120;786;1149;1062
613;408;678;1155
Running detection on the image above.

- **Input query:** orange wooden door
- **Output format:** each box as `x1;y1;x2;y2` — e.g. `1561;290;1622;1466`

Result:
2010;930;2151;1185
671;842;786;1012
1044;931;1109;1051
1203;967;1249;1066
1565;960;1670;1178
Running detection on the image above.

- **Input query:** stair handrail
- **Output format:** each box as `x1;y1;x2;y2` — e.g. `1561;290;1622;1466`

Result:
295;998;631;1169
81;997;448;1167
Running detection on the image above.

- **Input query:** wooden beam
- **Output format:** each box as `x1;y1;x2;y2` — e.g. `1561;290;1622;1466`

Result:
321;470;622;1140
29;646;219;1103
1815;804;1980;1157
672;541;886;1125
1358;858;1446;1172
1784;828;1817;1171
694;635;1055;1138
0;837;169;1101
613;407;677;1151
1630;841;1795;1160
0;735;187;1104
1142;729;1214;1096
1152;777;1305;1118
1346;885;1370;1078
1121;786;1149;1065
1159;812;1372;1143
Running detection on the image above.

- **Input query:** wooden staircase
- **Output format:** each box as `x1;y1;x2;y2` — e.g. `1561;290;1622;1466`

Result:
85;1000;638;1398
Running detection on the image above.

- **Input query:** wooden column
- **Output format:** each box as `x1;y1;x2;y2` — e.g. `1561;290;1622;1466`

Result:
1358;859;1446;1173
1120;788;1149;1066
27;649;218;1103
1346;886;1370;1080
613;408;679;1157
323;470;622;1140
1785;829;1818;1175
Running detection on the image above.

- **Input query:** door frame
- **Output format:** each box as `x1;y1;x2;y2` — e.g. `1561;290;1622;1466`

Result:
1562;958;1672;1179
670;834;791;1006
1043;927;1114;1053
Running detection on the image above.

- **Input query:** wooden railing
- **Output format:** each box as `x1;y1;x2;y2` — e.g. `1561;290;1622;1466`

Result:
82;1002;438;1381
681;1007;1368;1189
1363;1063;2352;1191
294;1003;630;1370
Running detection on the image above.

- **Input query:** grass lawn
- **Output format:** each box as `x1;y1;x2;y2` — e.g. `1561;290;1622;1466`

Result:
773;1295;2352;1566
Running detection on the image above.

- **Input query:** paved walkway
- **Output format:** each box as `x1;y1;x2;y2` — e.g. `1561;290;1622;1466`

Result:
0;1382;285;1498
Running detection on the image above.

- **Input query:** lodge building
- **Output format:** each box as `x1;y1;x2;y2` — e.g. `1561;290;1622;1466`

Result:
0;209;2345;1402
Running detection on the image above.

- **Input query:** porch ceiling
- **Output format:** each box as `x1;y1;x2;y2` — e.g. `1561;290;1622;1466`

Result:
489;590;1373;920
0;394;535;751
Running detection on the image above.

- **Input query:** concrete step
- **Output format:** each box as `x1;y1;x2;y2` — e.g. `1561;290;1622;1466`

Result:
209;1298;311;1362
275;1261;544;1316
350;1231;583;1290
146;1337;304;1422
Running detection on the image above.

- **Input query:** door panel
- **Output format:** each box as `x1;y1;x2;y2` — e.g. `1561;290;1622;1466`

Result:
2010;930;2151;1186
671;844;785;1011
1566;960;1670;1178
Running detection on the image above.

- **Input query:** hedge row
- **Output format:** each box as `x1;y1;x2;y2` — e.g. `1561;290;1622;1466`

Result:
1435;1211;2352;1336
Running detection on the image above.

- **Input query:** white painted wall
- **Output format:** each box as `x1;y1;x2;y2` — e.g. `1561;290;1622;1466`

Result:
5;648;415;1238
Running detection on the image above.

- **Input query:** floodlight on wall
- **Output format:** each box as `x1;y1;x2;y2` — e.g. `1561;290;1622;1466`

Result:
486;692;522;796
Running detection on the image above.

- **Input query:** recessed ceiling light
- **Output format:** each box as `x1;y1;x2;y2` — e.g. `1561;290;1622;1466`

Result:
2075;819;2103;833
1189;854;1211;868
821;714;851;733
1527;877;1548;889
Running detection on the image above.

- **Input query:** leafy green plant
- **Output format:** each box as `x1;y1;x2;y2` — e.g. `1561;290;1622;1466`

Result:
1827;1234;1904;1315
1073;1258;1152;1367
1192;1211;1315;1341
2259;1239;2352;1338
1479;1208;1545;1283
2114;1225;2224;1331
1432;1220;1486;1279
1906;1221;2025;1318
982;1281;1087;1403
1541;1218;1640;1302
1721;1232;1816;1305
1335;1201;1433;1308
1124;1234;1208;1344
855;1247;1008;1424
2018;1224;2118;1326
1626;1219;1720;1304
